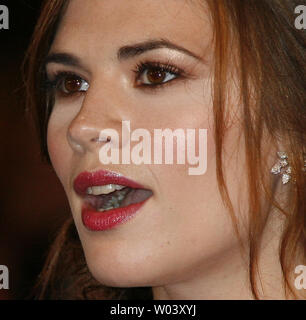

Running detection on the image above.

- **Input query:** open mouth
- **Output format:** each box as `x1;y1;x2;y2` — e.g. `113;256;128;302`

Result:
85;184;153;212
73;170;153;231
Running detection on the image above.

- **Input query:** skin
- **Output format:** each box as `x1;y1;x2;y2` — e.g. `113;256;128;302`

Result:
46;0;288;299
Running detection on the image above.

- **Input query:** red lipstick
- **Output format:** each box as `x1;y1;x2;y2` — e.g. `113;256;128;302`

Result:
73;170;152;231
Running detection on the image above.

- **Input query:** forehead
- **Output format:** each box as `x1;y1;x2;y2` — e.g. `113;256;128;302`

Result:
51;0;213;59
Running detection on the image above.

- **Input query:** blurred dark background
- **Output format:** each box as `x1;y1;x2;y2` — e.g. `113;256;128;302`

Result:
0;0;70;299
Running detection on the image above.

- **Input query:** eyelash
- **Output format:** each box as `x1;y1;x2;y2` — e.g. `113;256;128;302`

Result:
44;60;186;97
132;60;186;90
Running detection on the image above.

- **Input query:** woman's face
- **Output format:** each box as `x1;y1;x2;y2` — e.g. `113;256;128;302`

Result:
47;0;249;292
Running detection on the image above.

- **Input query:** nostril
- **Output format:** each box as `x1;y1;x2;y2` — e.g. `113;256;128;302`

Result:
91;136;111;143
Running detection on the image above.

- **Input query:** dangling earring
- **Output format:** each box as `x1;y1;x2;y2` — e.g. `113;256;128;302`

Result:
271;152;306;184
271;151;292;184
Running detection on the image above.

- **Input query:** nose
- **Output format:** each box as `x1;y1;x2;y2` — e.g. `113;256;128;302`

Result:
67;97;120;154
67;114;113;154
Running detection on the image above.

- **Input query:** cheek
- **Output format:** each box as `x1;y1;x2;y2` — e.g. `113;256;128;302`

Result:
146;116;228;246
47;112;72;188
154;110;234;241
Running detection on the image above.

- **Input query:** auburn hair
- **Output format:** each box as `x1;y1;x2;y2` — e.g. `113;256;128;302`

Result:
23;0;305;299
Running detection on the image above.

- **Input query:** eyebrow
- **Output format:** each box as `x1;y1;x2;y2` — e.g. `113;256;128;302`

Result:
44;38;203;69
44;52;86;70
117;38;203;61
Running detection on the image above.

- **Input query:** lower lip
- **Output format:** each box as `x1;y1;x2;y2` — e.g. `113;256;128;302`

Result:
81;200;147;231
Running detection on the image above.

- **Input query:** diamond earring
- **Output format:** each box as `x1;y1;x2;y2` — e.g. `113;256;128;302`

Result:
271;151;306;184
271;151;292;184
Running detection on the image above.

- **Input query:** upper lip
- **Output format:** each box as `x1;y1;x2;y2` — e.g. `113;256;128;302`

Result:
73;170;146;196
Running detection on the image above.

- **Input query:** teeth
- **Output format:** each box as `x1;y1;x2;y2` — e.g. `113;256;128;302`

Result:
115;185;125;190
86;184;125;195
98;197;121;212
106;196;121;208
98;207;114;212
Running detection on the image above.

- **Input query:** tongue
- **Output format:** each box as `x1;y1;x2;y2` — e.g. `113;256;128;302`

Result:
120;189;153;207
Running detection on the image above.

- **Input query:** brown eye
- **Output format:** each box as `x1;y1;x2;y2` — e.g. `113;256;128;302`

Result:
146;69;167;84
63;76;82;93
139;66;177;86
58;75;89;94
